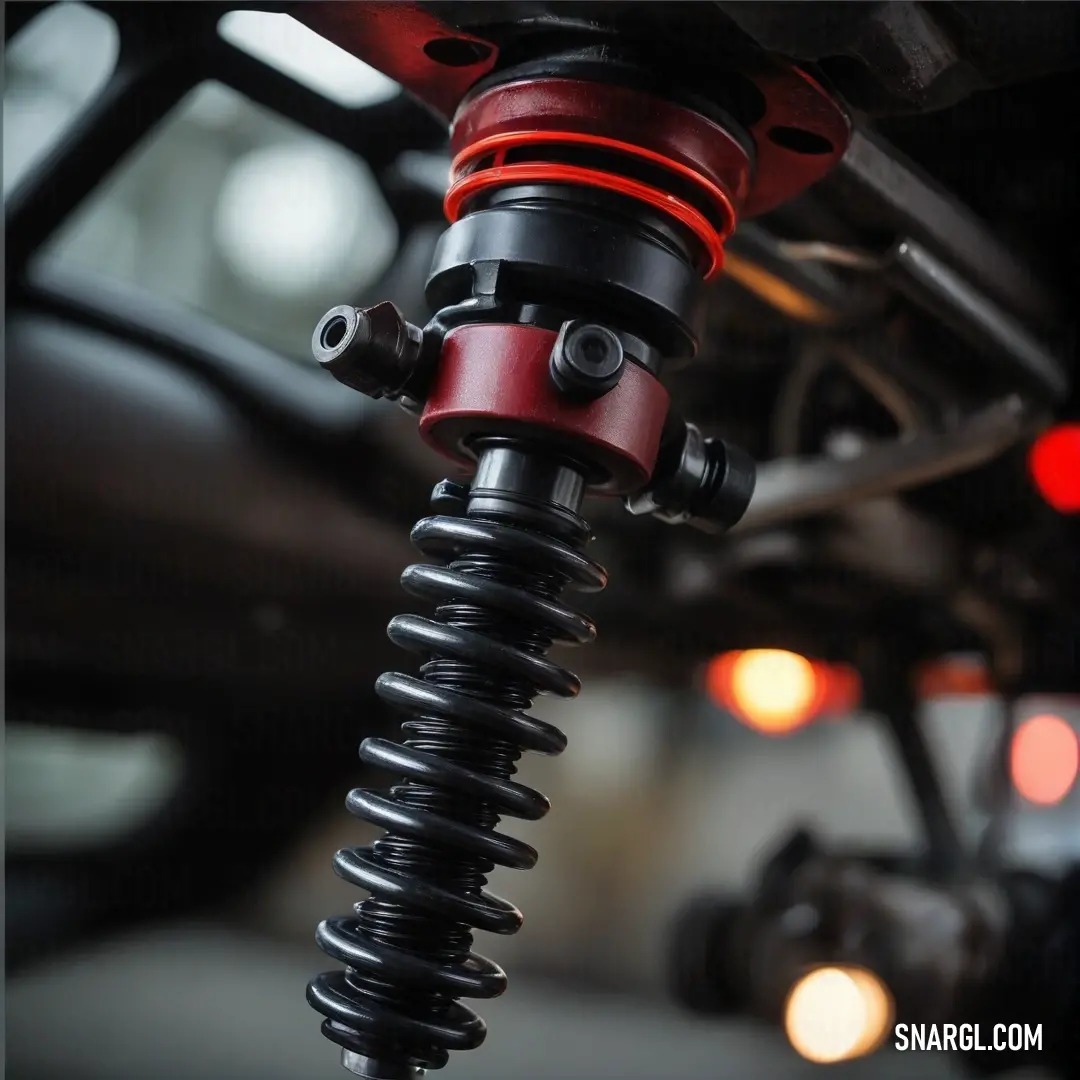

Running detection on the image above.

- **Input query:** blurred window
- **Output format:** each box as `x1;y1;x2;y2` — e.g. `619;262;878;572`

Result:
6;724;184;852
8;6;404;365
34;79;400;363
4;2;120;195
218;10;400;108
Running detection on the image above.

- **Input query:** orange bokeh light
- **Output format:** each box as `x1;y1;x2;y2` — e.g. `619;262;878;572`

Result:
916;655;994;699
1010;713;1079;806
704;649;860;735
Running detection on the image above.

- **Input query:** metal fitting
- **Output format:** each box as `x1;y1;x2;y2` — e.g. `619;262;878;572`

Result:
625;419;756;533
549;320;625;401
312;301;425;401
341;1050;424;1079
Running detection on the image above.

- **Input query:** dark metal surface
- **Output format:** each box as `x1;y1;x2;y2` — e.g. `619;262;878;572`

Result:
735;230;1070;401
714;0;1080;116
888;240;1069;402
734;397;1034;534
830;129;1058;323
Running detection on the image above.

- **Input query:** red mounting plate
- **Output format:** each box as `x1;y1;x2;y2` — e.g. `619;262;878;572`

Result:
291;2;850;221
741;63;851;217
294;1;500;121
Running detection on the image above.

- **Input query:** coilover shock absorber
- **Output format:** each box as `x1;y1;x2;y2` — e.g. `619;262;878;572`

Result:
304;39;849;1079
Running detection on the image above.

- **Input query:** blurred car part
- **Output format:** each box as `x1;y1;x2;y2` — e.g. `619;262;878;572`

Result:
669;827;1080;1077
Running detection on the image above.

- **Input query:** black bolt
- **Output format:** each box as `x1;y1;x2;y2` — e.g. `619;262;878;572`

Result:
549;321;625;401
624;420;756;532
430;479;471;516
311;301;424;401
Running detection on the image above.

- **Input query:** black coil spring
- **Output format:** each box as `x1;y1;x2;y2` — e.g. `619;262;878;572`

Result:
307;490;607;1072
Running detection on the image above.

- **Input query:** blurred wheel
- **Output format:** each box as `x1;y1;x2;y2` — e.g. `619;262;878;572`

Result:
667;895;748;1016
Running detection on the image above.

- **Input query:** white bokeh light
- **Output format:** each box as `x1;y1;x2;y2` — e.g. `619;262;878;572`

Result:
218;11;400;108
785;966;893;1064
213;141;398;300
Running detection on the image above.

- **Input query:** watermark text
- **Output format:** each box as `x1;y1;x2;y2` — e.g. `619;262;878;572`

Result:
895;1024;1042;1053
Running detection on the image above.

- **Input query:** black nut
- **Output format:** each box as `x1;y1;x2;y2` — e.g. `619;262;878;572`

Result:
312;301;424;400
549;321;625;401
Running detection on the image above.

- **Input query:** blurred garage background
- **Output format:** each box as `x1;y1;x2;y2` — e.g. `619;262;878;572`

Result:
5;6;1077;1080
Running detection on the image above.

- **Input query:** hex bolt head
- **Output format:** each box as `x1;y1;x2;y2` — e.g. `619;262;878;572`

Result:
549;321;626;401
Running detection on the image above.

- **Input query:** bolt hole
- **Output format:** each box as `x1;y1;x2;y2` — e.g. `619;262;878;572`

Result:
423;37;493;67
767;126;834;155
321;315;349;350
578;334;609;365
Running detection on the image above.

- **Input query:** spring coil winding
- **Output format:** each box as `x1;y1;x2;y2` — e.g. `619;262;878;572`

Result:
307;485;607;1073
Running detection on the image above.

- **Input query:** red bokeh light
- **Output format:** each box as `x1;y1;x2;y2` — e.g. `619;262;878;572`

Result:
1010;713;1080;806
1029;424;1080;513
